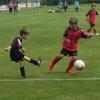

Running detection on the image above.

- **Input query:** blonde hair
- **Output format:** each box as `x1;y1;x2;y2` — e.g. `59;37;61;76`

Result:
91;3;96;8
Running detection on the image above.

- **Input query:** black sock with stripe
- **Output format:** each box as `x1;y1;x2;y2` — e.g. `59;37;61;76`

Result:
20;66;26;77
30;59;38;65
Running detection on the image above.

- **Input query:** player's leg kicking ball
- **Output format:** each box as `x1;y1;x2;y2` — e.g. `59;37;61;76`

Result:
5;27;41;78
48;16;93;73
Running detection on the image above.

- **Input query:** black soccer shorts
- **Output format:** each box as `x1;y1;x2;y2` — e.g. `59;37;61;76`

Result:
10;50;24;63
60;48;77;56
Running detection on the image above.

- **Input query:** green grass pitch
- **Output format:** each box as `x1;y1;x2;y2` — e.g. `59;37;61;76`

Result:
0;4;100;100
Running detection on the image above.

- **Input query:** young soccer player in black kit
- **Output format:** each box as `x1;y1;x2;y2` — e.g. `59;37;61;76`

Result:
5;27;41;78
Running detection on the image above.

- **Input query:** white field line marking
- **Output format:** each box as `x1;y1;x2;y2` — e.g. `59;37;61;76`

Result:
0;78;100;82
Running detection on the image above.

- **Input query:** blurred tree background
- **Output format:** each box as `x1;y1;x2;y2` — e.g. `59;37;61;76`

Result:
0;0;100;5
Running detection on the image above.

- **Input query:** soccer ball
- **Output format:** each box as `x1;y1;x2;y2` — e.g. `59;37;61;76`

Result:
74;60;85;70
52;10;55;13
48;9;52;13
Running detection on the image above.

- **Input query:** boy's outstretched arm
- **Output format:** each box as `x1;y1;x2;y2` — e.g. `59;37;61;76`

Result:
5;46;11;51
80;30;94;38
98;13;100;17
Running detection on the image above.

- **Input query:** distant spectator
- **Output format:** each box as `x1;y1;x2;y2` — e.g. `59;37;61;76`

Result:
58;0;63;8
8;1;14;14
26;3;27;8
0;4;2;13
57;0;63;13
14;2;18;14
63;0;68;12
74;0;80;12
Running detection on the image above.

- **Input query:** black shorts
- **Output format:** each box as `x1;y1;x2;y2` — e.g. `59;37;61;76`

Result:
9;8;13;13
89;23;95;28
63;6;67;9
10;50;24;63
60;48;77;56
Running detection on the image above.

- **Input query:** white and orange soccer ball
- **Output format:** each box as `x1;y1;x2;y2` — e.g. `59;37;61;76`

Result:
74;60;85;70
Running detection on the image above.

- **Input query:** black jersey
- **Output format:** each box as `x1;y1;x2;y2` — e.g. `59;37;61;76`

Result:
11;37;22;51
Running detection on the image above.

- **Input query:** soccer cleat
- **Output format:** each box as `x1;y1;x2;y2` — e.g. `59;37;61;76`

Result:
48;64;54;71
95;33;99;36
20;75;27;79
37;57;41;66
66;69;74;74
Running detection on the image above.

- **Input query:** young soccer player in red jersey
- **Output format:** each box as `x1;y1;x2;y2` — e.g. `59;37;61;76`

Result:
5;27;41;78
86;3;100;35
48;16;93;73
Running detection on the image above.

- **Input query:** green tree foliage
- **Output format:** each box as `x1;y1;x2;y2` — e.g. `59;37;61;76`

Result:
0;0;100;5
47;0;100;4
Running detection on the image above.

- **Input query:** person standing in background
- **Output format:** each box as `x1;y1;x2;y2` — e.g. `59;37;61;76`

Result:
14;2;18;14
74;0;80;12
58;0;63;13
0;3;2;13
63;0;68;12
8;1;14;14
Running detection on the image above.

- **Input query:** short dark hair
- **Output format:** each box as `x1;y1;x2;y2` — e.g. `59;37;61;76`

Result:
20;27;30;36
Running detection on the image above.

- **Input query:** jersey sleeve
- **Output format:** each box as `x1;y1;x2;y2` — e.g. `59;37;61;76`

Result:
11;37;22;49
86;10;90;16
96;11;99;15
17;38;22;47
17;38;22;49
63;28;68;37
11;38;17;47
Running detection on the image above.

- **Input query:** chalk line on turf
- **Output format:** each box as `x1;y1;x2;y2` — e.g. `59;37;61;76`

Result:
0;78;100;82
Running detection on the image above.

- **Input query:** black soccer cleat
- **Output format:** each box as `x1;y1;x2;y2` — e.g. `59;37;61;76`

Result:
20;75;27;79
37;57;42;66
